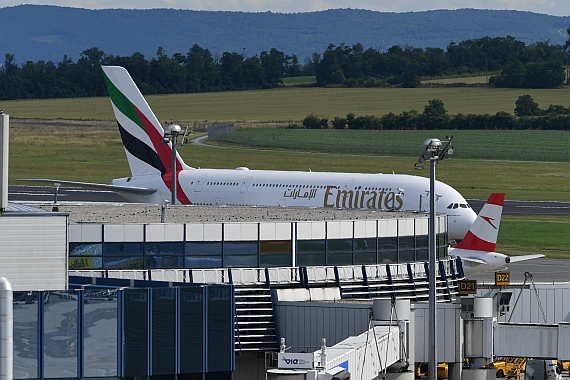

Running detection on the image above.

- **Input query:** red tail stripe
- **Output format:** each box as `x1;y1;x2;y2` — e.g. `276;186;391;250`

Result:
486;193;505;206
134;108;183;173
454;231;496;251
163;171;192;205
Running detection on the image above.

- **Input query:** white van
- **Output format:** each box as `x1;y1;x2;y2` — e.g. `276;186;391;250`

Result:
525;360;562;380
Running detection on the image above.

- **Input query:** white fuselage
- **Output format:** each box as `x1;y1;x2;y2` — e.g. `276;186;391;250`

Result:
449;247;510;277
112;167;477;240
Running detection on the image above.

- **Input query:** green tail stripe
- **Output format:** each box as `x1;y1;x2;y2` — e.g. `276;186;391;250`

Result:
103;72;145;131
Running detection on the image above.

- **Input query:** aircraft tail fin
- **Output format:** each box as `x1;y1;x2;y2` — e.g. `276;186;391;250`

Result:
101;66;191;177
453;192;504;252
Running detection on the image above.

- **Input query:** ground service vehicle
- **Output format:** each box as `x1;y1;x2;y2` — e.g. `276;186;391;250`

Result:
525;360;562;380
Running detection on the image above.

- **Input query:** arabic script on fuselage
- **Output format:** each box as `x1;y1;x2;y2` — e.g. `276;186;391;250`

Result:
283;186;404;210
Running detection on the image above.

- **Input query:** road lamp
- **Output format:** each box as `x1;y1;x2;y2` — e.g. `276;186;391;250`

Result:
415;136;453;380
163;124;182;205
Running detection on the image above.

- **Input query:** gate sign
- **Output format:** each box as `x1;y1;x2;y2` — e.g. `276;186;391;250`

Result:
495;272;510;286
458;280;477;295
278;352;315;369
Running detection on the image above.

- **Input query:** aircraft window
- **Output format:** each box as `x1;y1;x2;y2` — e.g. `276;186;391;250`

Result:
460;204;468;208
447;203;453;209
453;203;458;209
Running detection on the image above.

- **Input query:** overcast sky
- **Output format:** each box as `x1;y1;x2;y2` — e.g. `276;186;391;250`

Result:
0;0;569;16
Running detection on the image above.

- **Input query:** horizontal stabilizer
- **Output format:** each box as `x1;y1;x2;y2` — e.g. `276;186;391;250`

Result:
508;254;545;263
20;179;157;195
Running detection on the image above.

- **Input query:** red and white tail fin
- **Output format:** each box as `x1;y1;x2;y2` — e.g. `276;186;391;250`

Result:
453;193;504;252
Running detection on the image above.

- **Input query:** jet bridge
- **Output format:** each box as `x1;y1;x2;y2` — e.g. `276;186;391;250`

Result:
414;296;570;380
267;299;414;380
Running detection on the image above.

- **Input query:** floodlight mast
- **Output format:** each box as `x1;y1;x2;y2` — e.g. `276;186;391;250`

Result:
163;123;182;205
415;136;453;380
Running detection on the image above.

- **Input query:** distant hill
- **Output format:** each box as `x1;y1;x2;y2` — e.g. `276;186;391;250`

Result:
1;5;570;64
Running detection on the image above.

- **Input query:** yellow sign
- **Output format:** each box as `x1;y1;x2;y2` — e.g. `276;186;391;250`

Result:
495;272;510;286
458;280;477;295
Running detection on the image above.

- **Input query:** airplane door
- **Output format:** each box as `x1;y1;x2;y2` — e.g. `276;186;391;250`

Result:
215;197;223;205
195;175;207;192
240;177;253;194
344;179;355;190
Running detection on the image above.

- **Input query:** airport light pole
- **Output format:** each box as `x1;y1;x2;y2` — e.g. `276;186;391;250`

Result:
163;124;182;205
415;136;453;380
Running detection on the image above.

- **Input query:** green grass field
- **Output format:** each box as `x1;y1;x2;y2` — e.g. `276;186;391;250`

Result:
3;84;570;258
214;128;570;163
3;85;570;122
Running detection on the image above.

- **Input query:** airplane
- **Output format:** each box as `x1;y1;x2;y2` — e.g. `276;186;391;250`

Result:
449;192;544;276
25;65;478;241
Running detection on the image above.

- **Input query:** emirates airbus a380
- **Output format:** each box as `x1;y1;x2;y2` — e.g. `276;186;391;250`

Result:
29;66;478;241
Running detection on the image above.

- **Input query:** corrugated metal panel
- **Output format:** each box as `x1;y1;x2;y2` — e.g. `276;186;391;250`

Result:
413;303;462;362
0;215;68;291
477;284;570;325
274;301;370;351
558;324;570;361
494;323;558;358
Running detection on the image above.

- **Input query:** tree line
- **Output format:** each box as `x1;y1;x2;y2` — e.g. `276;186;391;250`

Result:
0;45;300;100
1;30;570;101
314;36;568;88
302;96;570;131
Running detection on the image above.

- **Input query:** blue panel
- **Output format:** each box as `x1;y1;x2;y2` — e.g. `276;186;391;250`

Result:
83;289;118;377
13;291;39;379
151;288;177;375
206;285;234;372
180;286;204;374
43;291;78;378
123;288;149;376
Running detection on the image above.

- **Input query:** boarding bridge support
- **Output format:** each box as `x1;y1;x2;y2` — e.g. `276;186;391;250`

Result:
414;301;463;380
463;298;495;380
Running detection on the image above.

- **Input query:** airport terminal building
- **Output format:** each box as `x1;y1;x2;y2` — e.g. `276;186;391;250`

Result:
65;204;449;271
2;201;466;380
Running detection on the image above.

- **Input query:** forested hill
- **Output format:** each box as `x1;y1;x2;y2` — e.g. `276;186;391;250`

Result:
1;5;570;64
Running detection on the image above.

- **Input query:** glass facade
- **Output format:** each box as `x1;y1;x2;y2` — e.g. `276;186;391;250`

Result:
12;285;234;380
69;221;448;270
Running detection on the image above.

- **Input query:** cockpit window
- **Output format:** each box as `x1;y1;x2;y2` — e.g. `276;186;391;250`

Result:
447;203;454;209
460;204;468;208
453;203;458;209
